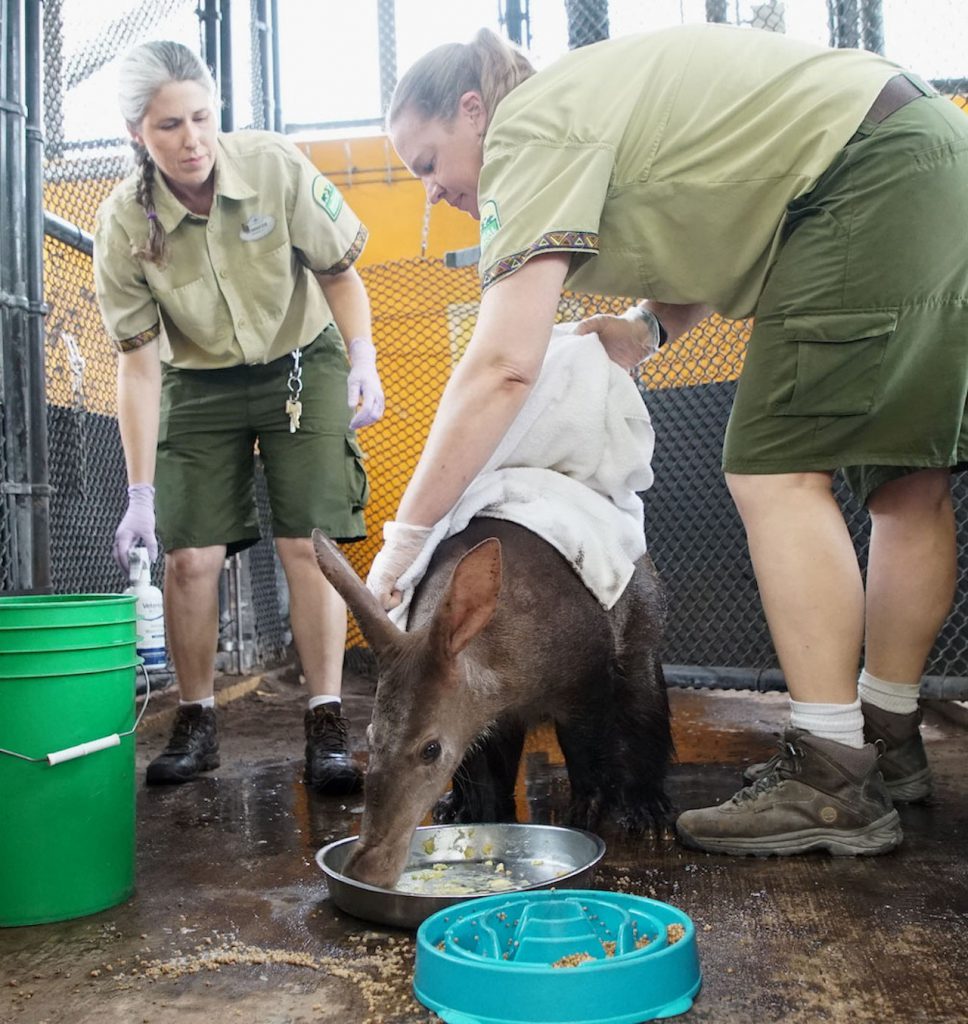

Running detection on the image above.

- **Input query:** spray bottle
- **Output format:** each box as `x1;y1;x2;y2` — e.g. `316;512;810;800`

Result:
125;546;168;674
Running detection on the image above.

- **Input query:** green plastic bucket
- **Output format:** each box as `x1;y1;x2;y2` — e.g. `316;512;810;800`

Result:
0;594;141;927
0;593;137;627
0;619;137;652
0;640;138;677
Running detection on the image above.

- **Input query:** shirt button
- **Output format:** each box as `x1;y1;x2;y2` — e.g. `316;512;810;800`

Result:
219;269;228;278
238;317;246;328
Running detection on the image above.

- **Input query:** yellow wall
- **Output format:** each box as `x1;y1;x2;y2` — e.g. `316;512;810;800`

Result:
294;134;479;266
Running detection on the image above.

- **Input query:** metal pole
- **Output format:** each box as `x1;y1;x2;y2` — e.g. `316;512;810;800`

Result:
24;0;51;591
1;0;36;591
254;0;270;130
219;0;234;131
502;0;525;45
705;0;729;22
233;553;245;673
269;0;282;131
43;211;93;256
199;0;220;84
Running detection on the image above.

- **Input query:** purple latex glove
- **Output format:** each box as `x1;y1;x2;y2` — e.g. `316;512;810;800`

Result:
346;337;385;430
113;483;158;573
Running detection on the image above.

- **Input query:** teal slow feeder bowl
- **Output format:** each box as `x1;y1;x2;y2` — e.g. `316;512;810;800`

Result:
414;889;701;1024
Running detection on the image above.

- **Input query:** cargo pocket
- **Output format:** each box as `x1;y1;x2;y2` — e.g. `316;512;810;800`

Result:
345;435;370;512
776;310;898;417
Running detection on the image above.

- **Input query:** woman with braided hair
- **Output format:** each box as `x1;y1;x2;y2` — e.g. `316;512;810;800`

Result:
94;40;383;793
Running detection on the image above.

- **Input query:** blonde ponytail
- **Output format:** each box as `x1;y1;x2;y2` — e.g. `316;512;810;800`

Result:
388;27;536;130
471;28;536;118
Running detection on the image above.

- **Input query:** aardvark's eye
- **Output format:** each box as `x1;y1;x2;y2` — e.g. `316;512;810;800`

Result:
420;740;441;764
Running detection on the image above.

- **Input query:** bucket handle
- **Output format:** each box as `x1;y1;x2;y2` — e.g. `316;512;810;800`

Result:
0;665;153;766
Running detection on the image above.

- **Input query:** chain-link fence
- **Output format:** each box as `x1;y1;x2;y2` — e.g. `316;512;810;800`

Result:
2;0;967;695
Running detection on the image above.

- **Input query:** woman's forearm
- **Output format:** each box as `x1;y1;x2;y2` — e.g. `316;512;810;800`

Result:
396;252;571;527
396;359;533;526
116;344;161;485
315;266;372;344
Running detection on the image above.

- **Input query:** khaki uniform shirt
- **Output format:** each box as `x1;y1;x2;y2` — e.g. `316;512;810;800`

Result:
94;130;367;368
478;23;899;319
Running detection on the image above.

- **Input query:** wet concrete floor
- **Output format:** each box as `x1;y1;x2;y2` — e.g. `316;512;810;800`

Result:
2;665;967;1024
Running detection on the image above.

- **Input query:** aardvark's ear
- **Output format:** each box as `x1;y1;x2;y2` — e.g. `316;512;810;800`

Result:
312;528;402;658
429;537;502;657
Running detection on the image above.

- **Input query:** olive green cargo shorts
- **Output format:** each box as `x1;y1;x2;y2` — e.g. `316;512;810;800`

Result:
156;324;369;554
723;90;968;505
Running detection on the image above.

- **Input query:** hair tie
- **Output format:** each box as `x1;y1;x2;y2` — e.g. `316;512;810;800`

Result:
146;211;158;221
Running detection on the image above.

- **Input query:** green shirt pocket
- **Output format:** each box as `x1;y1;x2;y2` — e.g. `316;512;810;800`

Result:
775;309;898;417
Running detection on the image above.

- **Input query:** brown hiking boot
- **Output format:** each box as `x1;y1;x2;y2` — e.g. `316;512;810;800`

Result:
743;703;932;803
861;702;932;803
677;729;902;856
146;704;220;785
304;703;363;796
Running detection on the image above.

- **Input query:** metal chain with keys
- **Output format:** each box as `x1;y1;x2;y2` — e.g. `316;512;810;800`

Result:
286;348;303;432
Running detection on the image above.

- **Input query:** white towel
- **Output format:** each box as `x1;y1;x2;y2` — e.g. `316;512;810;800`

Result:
391;323;655;626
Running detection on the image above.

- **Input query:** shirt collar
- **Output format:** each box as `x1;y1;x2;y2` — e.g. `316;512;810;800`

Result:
149;137;257;232
150;172;192;233
214;137;258;201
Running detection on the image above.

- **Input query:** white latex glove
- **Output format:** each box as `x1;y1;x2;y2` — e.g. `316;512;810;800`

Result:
575;306;665;371
366;521;433;610
346;337;385;430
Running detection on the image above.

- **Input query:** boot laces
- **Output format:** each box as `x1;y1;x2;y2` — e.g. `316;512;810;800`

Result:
167;706;208;752
735;740;802;803
309;708;349;754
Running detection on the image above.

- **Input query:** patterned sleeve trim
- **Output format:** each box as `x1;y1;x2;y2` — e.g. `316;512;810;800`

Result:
318;224;369;275
116;323;160;353
481;230;600;291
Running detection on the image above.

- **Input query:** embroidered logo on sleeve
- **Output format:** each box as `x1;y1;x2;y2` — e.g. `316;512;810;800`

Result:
239;213;276;241
479;199;501;247
312;176;345;221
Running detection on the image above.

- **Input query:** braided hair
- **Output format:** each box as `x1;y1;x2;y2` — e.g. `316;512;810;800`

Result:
130;140;164;263
118;40;217;265
387;27;536;133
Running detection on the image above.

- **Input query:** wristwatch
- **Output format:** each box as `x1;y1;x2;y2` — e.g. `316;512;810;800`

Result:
623;304;669;348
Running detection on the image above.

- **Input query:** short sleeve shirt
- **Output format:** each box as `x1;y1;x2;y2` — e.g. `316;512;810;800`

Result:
478;24;899;319
93;130;367;368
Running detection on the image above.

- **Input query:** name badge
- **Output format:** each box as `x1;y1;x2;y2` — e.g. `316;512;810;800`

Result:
240;214;276;242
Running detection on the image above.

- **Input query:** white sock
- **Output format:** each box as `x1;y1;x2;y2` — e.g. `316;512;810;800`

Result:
789;698;865;748
180;696;215;709
308;695;341;711
858;668;920;716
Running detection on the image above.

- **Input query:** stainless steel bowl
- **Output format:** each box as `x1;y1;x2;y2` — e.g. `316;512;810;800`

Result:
316;823;606;930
